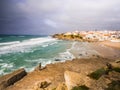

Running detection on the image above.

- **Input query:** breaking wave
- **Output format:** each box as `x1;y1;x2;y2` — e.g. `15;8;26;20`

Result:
0;37;57;55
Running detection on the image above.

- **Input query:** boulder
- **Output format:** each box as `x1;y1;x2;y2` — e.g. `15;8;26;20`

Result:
109;71;120;81
64;71;84;90
56;83;67;90
0;68;27;90
115;59;120;63
39;81;51;89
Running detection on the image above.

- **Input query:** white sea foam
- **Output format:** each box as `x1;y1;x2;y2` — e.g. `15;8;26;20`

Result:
42;41;58;47
0;37;57;55
24;58;54;72
0;63;14;75
42;60;53;66
59;50;75;60
0;41;20;46
0;69;4;76
54;42;75;61
42;44;49;47
0;63;14;68
0;38;74;75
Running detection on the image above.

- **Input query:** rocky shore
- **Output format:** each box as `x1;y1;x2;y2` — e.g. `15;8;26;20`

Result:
0;39;120;90
0;57;120;90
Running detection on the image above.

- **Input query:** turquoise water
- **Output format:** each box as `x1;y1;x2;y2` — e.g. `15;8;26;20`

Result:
0;35;74;76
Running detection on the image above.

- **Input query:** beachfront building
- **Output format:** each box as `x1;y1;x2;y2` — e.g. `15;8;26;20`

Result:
64;32;72;35
60;30;120;41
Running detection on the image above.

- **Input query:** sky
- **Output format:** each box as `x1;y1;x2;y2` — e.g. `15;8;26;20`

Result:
0;0;120;35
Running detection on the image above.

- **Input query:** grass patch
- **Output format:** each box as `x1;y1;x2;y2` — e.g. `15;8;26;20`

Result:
88;67;120;80
88;68;106;80
72;85;89;90
112;67;120;73
105;80;120;90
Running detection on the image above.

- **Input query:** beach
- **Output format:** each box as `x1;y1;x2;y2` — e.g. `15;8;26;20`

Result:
0;40;120;90
100;41;120;49
69;41;120;59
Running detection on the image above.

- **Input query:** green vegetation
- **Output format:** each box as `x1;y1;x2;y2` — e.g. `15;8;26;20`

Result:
88;67;120;80
52;33;83;41
105;80;120;90
88;68;105;80
112;67;120;73
72;85;89;90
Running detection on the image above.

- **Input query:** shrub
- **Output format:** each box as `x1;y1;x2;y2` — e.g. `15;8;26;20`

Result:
88;68;105;80
105;80;120;90
72;85;89;90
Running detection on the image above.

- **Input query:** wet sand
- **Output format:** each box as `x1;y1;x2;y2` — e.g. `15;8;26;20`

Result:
70;41;120;59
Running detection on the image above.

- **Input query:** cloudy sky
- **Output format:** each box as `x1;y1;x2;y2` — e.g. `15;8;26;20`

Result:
0;0;120;35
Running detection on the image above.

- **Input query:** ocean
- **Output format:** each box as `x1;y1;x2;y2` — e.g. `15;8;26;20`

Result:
0;35;74;76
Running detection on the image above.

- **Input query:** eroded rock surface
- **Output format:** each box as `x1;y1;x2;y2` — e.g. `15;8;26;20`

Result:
0;68;27;90
64;71;84;90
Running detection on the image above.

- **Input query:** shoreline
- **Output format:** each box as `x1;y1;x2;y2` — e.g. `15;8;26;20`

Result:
100;41;120;49
1;56;120;90
0;41;120;90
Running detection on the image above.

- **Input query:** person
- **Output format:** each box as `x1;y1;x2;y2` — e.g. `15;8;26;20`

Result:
105;63;112;75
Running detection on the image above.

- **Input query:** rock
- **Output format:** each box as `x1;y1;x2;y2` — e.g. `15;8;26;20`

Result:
110;62;120;68
106;80;120;90
39;81;51;89
56;83;67;90
109;71;120;81
55;59;61;61
115;59;120;63
0;68;27;90
91;75;110;90
89;71;120;90
64;71;84;90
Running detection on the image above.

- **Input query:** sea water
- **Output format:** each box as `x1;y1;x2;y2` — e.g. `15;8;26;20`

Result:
0;35;74;76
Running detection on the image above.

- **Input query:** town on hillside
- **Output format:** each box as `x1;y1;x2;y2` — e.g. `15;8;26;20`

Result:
53;30;120;42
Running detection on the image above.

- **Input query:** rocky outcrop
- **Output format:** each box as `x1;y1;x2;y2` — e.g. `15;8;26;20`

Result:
56;83;67;90
1;58;120;90
64;71;84;90
0;68;27;90
52;34;84;41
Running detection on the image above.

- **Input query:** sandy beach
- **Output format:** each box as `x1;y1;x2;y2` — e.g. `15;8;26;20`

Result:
100;41;120;49
70;41;120;59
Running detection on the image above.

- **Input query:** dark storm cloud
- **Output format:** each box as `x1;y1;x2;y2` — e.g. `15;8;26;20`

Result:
0;0;120;35
0;0;42;35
